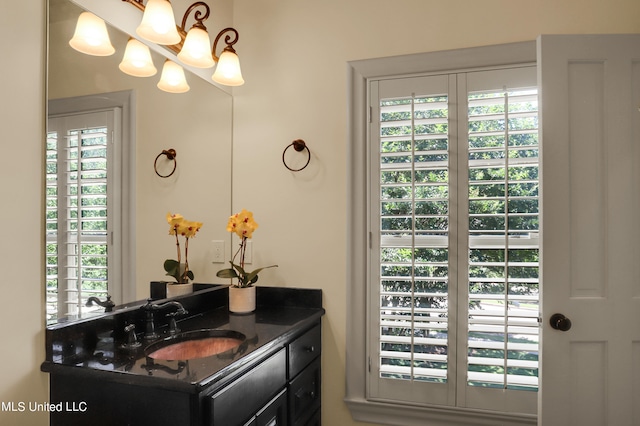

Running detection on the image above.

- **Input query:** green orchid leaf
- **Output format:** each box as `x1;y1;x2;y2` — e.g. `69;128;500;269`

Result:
163;259;180;281
216;268;238;278
229;261;246;276
244;265;278;284
186;270;194;280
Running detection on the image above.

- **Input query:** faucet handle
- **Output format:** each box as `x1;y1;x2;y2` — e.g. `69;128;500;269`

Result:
121;324;142;350
166;312;181;335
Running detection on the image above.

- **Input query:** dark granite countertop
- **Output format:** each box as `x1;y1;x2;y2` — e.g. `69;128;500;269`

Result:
41;286;324;394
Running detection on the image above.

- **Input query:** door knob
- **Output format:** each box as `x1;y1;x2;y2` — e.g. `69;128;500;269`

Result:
549;313;572;331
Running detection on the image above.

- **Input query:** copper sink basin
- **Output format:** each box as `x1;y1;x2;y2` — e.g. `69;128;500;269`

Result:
146;329;245;360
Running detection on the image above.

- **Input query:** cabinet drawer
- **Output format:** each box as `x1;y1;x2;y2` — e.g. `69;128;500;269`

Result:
256;388;288;426
288;324;321;379
288;357;321;425
211;348;286;426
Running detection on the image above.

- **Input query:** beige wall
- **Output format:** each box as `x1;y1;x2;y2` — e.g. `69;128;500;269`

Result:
230;1;640;425
0;0;49;425
2;0;639;425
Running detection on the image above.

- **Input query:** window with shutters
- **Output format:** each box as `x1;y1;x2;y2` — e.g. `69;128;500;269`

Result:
46;108;124;323
366;65;539;419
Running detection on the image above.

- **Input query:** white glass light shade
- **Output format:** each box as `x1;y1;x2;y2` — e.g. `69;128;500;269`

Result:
212;50;245;86
119;39;157;77
157;60;190;93
69;12;115;56
178;27;215;68
136;0;181;45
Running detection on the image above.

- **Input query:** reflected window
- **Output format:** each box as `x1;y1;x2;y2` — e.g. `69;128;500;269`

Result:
46;107;125;323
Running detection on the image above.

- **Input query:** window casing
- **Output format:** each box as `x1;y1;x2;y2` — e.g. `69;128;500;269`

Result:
346;42;539;426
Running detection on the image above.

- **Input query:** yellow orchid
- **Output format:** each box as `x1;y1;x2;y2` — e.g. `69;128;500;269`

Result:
217;209;277;287
226;208;259;239
164;212;203;283
167;212;184;235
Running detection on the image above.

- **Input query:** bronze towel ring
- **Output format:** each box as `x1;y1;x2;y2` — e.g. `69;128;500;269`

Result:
282;139;310;172
154;149;177;178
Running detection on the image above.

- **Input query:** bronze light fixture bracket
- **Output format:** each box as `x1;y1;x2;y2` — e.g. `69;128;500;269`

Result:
121;0;239;61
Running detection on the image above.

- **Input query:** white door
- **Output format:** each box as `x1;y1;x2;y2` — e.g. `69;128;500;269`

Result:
539;34;640;425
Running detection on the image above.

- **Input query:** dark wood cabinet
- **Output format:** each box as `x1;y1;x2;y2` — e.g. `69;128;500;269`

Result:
287;325;321;425
209;323;322;426
44;287;324;426
48;322;321;426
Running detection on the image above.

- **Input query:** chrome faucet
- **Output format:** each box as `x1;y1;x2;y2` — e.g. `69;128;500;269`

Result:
140;299;188;340
86;295;115;312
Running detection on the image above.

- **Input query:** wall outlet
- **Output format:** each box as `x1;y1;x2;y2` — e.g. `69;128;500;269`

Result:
211;240;225;263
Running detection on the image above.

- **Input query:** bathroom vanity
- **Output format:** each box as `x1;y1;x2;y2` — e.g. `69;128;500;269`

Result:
41;286;324;426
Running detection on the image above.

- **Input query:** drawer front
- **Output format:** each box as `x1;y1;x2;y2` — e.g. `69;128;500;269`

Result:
288;357;321;425
288;324;321;379
256;388;288;426
211;348;286;426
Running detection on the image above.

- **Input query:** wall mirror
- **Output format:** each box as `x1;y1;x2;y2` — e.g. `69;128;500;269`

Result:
46;0;233;325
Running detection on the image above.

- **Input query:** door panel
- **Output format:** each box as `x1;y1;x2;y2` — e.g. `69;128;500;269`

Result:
538;34;640;426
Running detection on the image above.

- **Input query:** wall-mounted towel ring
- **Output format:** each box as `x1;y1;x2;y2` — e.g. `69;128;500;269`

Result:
282;139;311;172
154;148;177;178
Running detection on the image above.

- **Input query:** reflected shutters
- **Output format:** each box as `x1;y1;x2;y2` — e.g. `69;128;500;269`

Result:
46;110;115;322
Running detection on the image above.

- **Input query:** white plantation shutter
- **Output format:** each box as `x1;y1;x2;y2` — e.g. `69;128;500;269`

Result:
465;86;539;392
369;66;539;414
46;110;118;322
371;74;457;405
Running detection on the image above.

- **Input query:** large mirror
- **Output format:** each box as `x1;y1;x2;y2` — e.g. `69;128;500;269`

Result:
46;0;233;324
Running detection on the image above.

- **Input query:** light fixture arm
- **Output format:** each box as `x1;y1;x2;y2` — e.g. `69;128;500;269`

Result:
212;27;239;61
122;0;145;13
180;1;210;32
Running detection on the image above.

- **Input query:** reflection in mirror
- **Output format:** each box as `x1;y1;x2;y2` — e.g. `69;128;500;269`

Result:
46;0;233;324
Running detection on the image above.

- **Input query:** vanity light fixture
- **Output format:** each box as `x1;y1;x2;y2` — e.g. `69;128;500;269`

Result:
69;11;115;56
157;59;190;93
135;0;181;45
177;3;215;68
122;0;244;86
211;33;244;86
119;38;158;77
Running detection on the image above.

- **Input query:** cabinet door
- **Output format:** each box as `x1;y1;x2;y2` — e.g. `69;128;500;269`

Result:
289;357;321;425
256;389;288;426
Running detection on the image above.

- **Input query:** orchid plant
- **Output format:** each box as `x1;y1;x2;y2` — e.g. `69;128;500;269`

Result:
165;213;203;284
216;209;277;287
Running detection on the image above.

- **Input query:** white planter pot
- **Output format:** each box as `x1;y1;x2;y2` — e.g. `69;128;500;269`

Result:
229;286;256;314
166;282;193;298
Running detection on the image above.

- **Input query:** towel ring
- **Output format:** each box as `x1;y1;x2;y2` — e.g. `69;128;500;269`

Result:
282;139;311;172
154;149;177;178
